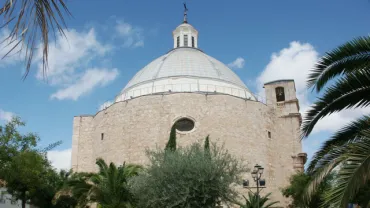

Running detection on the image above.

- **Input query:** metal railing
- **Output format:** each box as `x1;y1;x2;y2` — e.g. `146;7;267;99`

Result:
100;83;267;111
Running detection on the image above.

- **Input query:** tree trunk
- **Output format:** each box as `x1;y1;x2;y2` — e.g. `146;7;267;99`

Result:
21;191;26;208
22;199;26;208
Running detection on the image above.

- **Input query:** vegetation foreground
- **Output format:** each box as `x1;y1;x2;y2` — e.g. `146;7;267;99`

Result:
0;119;281;208
299;36;370;208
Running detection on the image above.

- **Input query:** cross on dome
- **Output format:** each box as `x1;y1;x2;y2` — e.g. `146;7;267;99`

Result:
173;3;198;49
183;3;188;23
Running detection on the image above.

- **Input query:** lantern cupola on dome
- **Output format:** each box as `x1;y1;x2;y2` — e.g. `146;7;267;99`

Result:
115;4;256;102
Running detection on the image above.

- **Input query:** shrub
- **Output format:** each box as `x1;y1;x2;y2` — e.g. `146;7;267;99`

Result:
131;142;246;208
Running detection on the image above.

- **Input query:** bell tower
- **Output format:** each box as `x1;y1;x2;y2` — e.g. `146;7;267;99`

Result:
264;79;307;171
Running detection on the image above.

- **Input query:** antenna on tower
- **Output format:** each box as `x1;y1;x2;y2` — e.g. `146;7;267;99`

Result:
183;2;188;23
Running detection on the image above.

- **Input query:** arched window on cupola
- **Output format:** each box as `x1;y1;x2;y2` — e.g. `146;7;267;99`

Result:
184;34;188;47
275;87;285;102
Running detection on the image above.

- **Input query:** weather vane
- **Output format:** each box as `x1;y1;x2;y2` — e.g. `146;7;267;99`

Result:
183;2;188;23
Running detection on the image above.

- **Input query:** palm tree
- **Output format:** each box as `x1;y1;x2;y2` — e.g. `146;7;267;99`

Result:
52;169;80;208
65;158;142;208
0;0;71;78
239;192;279;208
301;36;370;207
56;171;94;207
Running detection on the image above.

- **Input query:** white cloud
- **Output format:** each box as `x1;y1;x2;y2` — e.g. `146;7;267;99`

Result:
34;28;119;100
36;28;112;85
257;41;370;136
47;149;71;171
51;68;119;100
228;57;245;69
99;100;114;111
256;41;318;100
310;107;370;134
115;21;133;36
133;40;144;48
115;20;144;48
0;109;14;122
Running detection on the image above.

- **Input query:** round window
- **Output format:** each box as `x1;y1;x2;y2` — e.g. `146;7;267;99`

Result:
174;118;195;132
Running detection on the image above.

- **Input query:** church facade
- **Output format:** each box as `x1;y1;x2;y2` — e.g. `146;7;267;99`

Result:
71;15;306;207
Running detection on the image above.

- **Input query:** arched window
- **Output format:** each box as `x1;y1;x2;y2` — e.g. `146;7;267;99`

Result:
192;36;195;47
177;36;180;48
275;87;285;102
184;35;188;47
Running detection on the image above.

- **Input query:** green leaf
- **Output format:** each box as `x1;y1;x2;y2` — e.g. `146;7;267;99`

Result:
322;134;370;207
302;69;370;138
63;158;142;207
307;36;370;92
307;116;370;172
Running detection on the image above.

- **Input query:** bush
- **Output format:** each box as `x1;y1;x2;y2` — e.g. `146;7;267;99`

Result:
131;142;246;208
281;172;334;208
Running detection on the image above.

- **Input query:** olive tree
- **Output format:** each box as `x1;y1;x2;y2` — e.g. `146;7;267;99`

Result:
131;142;247;208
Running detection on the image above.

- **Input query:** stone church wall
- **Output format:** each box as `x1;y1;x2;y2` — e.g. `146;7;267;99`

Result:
72;88;303;207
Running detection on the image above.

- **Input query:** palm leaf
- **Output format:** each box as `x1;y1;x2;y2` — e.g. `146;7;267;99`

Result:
96;158;109;176
305;145;347;202
240;192;279;208
321;134;370;207
307;116;370;172
305;131;370;207
301;70;370;138
123;164;143;177
66;159;142;207
307;36;370;92
0;0;71;78
304;32;370;208
263;201;280;208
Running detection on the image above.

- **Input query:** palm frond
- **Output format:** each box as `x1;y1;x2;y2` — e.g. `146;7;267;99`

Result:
301;70;370;138
0;0;71;78
307;36;370;92
307;116;370;172
305;146;347;202
123;164;143;177
263;201;280;208
96;158;109;176
66;159;142;207
240;192;279;208
321;135;370;207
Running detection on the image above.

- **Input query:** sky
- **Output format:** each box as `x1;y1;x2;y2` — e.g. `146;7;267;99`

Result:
0;0;370;170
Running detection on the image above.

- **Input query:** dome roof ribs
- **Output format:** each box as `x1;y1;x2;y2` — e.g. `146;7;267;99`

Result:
202;52;222;78
150;52;172;93
114;15;257;103
152;51;173;80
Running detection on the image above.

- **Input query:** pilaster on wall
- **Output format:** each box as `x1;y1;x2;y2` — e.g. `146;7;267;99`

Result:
71;115;94;172
293;153;308;172
71;117;80;171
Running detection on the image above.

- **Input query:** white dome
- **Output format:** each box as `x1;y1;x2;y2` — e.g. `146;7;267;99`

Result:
115;47;256;102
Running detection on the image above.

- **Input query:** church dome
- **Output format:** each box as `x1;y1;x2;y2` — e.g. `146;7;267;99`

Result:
115;18;256;102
